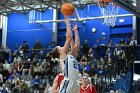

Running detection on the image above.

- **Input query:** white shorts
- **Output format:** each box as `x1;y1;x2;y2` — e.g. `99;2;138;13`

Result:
59;78;80;93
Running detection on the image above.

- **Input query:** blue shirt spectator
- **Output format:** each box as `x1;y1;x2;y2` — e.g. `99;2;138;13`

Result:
31;75;40;85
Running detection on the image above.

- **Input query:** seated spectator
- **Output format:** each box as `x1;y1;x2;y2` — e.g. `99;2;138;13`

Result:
0;62;4;74
80;74;97;93
33;39;42;49
20;79;28;93
22;59;31;76
4;46;11;61
3;60;10;72
17;62;24;75
108;39;115;47
88;48;97;65
0;84;8;93
80;55;88;65
95;65;105;77
129;36;137;46
11;79;20;93
89;64;96;85
44;83;52;93
48;41;56;50
0;73;3;86
8;70;20;91
104;47;113;60
129;36;137;60
38;50;46;59
100;36;108;46
33;63;42;77
127;36;131;45
82;40;89;55
20;41;29;60
13;60;19;71
98;57;105;67
105;57;113;84
31;75;41;93
94;39;100;47
84;63;91;75
2;67;9;83
8;70;20;81
119;38;126;45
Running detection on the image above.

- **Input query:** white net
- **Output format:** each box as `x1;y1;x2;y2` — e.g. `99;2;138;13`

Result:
98;1;120;27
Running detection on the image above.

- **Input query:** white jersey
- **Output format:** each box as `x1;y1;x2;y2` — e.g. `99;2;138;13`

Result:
60;54;79;80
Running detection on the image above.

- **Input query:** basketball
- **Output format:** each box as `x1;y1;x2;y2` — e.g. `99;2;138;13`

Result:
61;3;75;16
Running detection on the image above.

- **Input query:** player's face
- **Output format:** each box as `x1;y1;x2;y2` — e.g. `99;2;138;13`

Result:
81;76;89;84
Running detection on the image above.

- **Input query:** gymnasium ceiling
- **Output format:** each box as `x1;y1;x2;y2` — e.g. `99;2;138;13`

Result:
0;0;139;17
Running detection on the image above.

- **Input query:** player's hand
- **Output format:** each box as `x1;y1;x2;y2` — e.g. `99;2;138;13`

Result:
72;23;78;31
64;15;70;25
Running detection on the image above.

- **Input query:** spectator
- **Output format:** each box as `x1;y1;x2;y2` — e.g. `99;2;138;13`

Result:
129;36;137;46
127;36;131;45
0;84;8;93
98;57;105;67
129;36;137;60
88;48;97;65
20;79;28;93
108;39;115;47
100;36;107;46
82;40;89;55
106;57;113;84
104;47;113;60
0;62;4;74
33;63;41;77
119;38;126;45
80;55;88;65
11;79;20;93
4;46;11;61
48;41;56;50
20;41;29;60
17;62;24;75
94;39;100;47
0;45;5;63
31;75;40;93
3;60;10;72
89;64;96;85
22;60;31;76
96;65;105;77
0;73;3;86
44;83;52;93
33;39;42;49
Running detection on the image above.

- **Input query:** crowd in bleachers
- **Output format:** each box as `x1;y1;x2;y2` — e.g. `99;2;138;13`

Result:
0;36;138;93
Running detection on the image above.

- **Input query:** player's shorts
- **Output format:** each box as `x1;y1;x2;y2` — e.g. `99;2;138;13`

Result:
59;78;80;93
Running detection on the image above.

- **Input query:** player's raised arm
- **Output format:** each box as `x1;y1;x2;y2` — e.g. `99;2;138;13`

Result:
52;76;59;93
60;16;73;59
71;23;80;57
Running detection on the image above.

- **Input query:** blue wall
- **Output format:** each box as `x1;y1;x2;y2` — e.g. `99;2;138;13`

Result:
7;5;133;50
7;10;53;50
57;5;133;47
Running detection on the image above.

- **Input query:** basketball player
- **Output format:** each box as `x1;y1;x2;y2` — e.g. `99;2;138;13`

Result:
80;74;97;93
52;73;64;93
51;16;80;93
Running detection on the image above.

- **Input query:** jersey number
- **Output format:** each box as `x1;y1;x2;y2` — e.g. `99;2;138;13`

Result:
73;60;78;69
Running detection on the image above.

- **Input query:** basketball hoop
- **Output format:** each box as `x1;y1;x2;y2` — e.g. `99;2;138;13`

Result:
97;0;120;27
